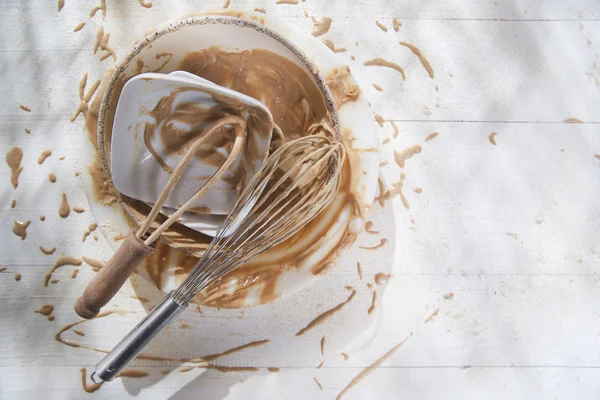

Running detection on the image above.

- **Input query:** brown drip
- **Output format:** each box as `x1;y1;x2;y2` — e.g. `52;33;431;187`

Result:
336;333;413;399
6;146;23;189
254;7;266;13
367;291;377;314
374;273;390;285
12;220;30;240
424;132;439;142
364;58;406;81
359;238;387;250
49;173;57;183
399;42;434;79
375;114;385;127
275;0;298;4
267;367;280;372
138;0;152;8
563;118;583;123
73;22;86;32
184;339;270;362
40;246;56;255
14;273;21;281
392;18;401;31
81;367;102;393
311;17;332;36
73;206;85;213
58;193;70;218
443;292;454;300
37;149;52;164
489;132;498;145
372;83;383;91
375;20;388;32
314;377;323;391
45;256;82;286
82;256;104;271
296;290;356;336
118;369;149;378
34;304;54;316
390;121;399;138
364;221;378;234
57;0;65;12
341;352;350;360
394;145;422;168
19;104;31;112
356;262;363;279
320;336;326;356
424;308;440;323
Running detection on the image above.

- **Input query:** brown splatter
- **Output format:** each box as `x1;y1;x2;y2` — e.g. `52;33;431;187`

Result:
424;308;440;323
57;0;65;11
10;199;16;208
296;290;357;336
82;256;104;271
12;220;30;240
59;193;70;218
40;215;46;221
138;0;152;8
73;22;86;32
314;377;323;391
206;365;260;373
394;145;422;168
222;0;230;8
130;295;150;302
413;188;422;194
390;121;399;138
81;367;102;393
341;352;350;360
73;329;85;336
58;156;65;160
51;279;59;284
364;58;405;80
276;0;298;3
15;273;21;281
6;146;23;189
594;154;600;160
320;336;326;355
37;149;52;164
375;20;388;32
73;206;85;213
365;221;379;234
392;18;401;31
374;273;390;285
336;333;413;399
372;83;383;91
424;132;439;142
179;366;195;373
48;315;55;321
184;340;270;363
19;104;31;112
317;361;324;368
82;222;97;242
89;0;106;19
489;132;498;145
70;73;100;122
44;256;82;286
35;304;54;316
71;268;79;278
399;42;434;79
563;118;583;123
312;17;332;37
40;246;56;255
322;40;346;53
254;7;267;13
374;114;385;127
0;267;6;272
367;291;377;314
442;292;454;300
49;173;57;183
359;238;388;250
267;367;280;372
24;128;31;134
118;369;149;378
375;177;386;207
356;262;363;279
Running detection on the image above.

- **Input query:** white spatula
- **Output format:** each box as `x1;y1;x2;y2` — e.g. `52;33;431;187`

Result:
111;71;277;236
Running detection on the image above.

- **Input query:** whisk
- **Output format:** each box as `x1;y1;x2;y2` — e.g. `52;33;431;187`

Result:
90;133;345;383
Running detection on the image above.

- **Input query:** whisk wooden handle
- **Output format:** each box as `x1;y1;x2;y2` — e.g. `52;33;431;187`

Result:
74;229;155;319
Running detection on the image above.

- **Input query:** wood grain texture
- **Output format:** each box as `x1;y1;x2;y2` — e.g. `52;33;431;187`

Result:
1;0;600;399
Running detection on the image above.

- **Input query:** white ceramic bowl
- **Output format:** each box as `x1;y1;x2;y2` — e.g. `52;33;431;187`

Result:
82;11;379;307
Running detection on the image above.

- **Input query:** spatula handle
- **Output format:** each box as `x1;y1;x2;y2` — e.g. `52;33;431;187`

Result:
74;229;155;319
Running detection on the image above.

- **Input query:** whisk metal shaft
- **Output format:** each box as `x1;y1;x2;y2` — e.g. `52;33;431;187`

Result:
91;133;344;383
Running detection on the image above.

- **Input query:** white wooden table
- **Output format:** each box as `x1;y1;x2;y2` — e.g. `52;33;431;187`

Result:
1;0;600;399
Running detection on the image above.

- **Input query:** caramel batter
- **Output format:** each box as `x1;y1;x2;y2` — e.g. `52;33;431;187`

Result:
359;238;387;250
374;273;390;285
0;267;6;272
443;292;454;300
73;22;86;32
312;17;332;37
367;291;377;314
374;114;385;127
356;262;363;279
413;187;422;194
336;333;412;400
49;173;57;183
37;149;52;164
390;120;399;138
14;273;21;281
57;0;64;11
138;0;152;8
364;58;406;81
400;42;434;79
73;329;85;336
40;246;56;255
24;128;31;134
424;308;439;323
185;339;270;362
10;199;15;208
267;367;280;372
82;256;104;271
222;0;230;8
40;215;46;221
12;220;30;240
19;104;31;112
6;146;23;189
34;304;54;316
372;83;383;92
276;0;298;4
326;66;360;108
564;118;583;123
89;0;107;19
118;369;149;378
296;290;356;336
80;367;102;393
394;145;422;168
375;20;388;32
595;155;600;160
72;206;84;213
71;268;79;278
254;7;266;13
341;352;350;360
393;18;401;31
365;221;378;234
59;193;70;218
314;377;323;391
424;132;439;142
322;40;346;53
489;132;498;145
45;256;82;286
